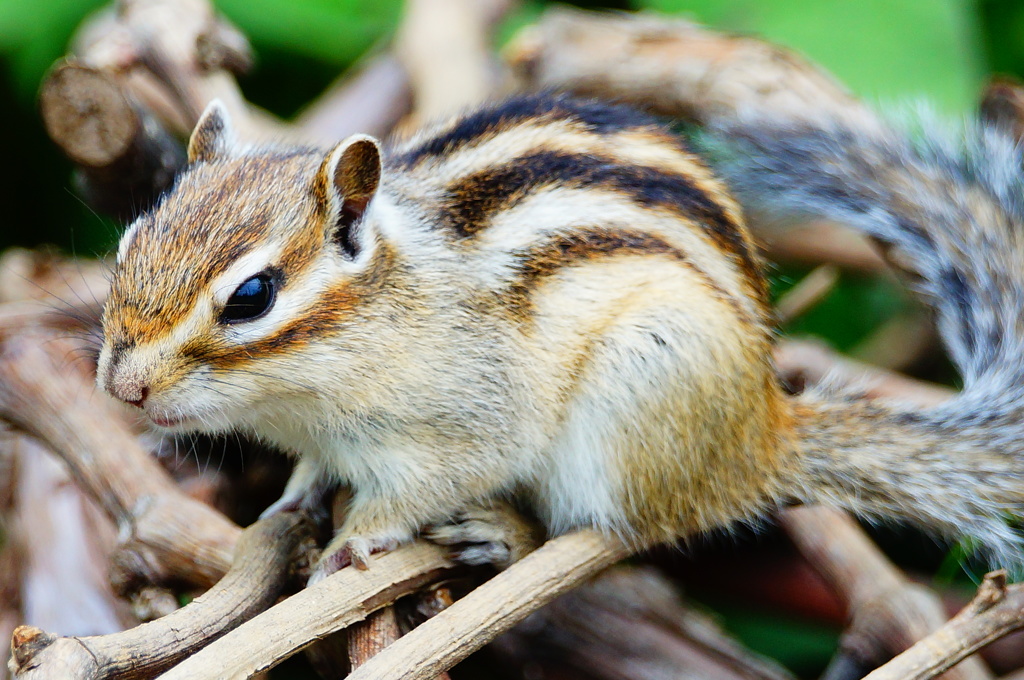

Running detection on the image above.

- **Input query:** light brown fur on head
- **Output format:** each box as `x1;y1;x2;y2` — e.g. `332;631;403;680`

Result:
99;106;396;430
106;152;323;341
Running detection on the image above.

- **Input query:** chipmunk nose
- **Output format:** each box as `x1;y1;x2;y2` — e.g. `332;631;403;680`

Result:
104;363;150;408
110;382;149;408
125;386;149;409
99;342;152;408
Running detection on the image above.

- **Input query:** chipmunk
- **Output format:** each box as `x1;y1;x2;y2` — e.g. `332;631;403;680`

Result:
96;93;1024;579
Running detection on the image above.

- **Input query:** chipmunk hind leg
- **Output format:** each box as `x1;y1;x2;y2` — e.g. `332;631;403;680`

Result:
425;499;545;568
533;285;789;547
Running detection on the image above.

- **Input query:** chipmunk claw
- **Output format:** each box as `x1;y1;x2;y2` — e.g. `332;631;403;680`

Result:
308;534;399;584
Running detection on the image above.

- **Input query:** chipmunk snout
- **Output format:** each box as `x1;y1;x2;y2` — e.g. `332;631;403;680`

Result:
107;377;150;408
124;386;149;408
100;350;152;408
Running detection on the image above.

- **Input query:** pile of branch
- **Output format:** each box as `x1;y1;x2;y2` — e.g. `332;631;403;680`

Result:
5;2;1024;679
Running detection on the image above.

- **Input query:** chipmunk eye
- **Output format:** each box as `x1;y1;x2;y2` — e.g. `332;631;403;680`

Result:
221;273;276;324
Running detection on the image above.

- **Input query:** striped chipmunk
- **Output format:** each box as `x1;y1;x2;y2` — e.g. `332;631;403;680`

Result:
98;93;1024;580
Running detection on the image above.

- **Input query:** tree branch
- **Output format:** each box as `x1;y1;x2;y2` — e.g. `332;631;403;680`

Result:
0;330;240;590
864;572;1024;680
782;507;991;680
155;542;454;679
346;531;630;680
9;513;314;680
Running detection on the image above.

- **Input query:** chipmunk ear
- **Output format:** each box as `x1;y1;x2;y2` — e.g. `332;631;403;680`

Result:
315;134;382;258
188;100;235;164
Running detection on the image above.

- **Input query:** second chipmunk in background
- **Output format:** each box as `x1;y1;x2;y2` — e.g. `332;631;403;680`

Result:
97;93;1024;578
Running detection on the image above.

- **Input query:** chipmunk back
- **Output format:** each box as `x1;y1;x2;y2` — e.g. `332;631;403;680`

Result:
98;93;1024;575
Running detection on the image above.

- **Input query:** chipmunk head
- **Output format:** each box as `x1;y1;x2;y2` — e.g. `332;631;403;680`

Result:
98;101;388;432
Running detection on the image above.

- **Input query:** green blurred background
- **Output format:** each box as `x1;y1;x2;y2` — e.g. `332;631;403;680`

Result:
0;0;1018;675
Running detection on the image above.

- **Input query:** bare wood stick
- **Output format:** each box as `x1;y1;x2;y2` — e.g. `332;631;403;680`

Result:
347;531;630;680
0;331;239;589
395;0;509;124
72;0;281;141
863;572;1024;680
155;542;454;679
11;434;132;637
775;339;953;407
980;77;1024;144
39;60;185;221
781;507;991;680
346;609;453;680
850;310;936;372
294;54;412;144
505;7;880;130
348;608;400;669
493;565;796;680
775;264;839;324
764;221;889;273
9;512;313;680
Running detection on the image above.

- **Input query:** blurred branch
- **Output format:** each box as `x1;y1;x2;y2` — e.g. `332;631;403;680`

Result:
505;7;878;129
493;566;797;680
294;54;412;144
775;265;838;325
396;0;512;125
864;572;1024;680
9;513;314;680
763;222;889;273
778;336;980;678
9;433;133;638
775;339;953;407
782;507;992;680
71;0;280;141
40;60;185;222
0;329;240;591
850;310;936;373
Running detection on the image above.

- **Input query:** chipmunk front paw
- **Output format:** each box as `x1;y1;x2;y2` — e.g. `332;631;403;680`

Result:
308;533;400;584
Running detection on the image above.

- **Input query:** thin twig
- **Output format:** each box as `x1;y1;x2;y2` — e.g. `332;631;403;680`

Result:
781;507;992;680
154;542;454;679
775;265;839;324
347;531;630;680
9;513;315;680
864;572;1024;680
0;330;240;589
493;565;797;680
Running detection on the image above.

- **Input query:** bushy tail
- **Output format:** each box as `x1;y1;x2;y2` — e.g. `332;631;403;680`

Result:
704;115;1024;567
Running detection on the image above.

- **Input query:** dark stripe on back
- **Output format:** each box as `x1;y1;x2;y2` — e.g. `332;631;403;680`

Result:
437;150;759;284
394;94;662;167
504;227;747;320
